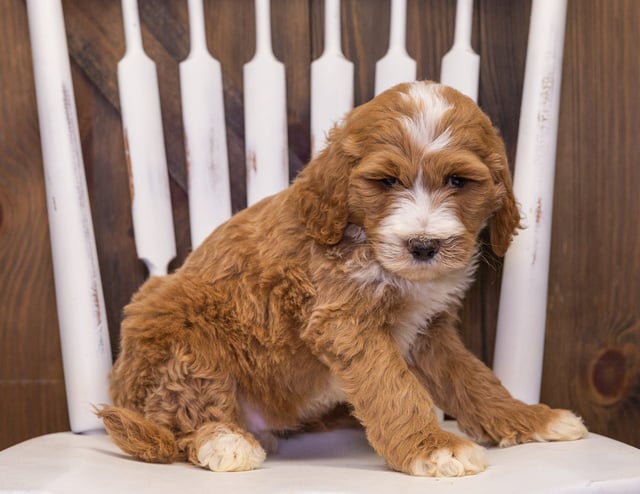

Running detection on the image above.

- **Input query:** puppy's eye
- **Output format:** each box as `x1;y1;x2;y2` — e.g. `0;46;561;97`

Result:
446;175;468;189
379;177;400;189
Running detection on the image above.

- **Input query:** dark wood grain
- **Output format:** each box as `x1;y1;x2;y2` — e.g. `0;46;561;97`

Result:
206;0;255;212
1;0;639;451
0;0;70;446
544;0;640;446
70;65;146;354
408;0;456;82
0;383;69;448
460;0;531;364
272;0;313;176
342;0;389;104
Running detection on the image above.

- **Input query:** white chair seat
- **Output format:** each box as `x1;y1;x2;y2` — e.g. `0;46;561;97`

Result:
2;421;639;494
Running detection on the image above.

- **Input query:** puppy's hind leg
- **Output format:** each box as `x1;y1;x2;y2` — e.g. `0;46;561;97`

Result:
144;371;266;473
118;275;267;472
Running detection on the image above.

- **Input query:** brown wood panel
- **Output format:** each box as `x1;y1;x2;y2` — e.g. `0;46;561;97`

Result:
544;0;640;446
342;0;389;104
273;0;313;176
0;382;69;448
461;0;532;364
0;0;70;447
71;64;146;354
1;0;639;451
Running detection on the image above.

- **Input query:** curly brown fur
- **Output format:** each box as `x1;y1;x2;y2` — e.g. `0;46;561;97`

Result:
96;406;179;463
101;81;586;476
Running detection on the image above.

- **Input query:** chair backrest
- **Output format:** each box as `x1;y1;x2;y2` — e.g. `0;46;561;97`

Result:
25;0;566;433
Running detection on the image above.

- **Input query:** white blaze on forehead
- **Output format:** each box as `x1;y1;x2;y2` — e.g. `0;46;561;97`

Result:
380;171;465;241
400;83;452;153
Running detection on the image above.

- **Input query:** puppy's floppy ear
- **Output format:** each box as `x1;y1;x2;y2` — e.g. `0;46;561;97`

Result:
292;125;354;245
488;149;522;257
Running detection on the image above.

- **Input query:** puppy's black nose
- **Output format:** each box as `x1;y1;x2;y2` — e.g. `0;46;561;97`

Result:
407;238;441;261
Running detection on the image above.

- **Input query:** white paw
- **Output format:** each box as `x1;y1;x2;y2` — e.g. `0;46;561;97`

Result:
410;441;488;477
542;410;588;442
197;430;266;472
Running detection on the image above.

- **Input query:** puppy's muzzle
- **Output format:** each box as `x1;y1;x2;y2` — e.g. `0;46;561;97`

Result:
407;238;441;262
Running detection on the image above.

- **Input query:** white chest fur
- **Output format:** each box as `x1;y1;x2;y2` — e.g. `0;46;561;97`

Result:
391;276;468;358
350;259;476;359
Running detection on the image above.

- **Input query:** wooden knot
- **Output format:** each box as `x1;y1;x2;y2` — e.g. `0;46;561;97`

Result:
589;348;629;406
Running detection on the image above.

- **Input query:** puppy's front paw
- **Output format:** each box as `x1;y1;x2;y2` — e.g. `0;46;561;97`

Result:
409;433;488;477
538;409;588;442
196;428;266;472
496;405;588;447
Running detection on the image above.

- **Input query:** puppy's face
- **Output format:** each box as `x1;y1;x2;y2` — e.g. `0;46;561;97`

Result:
341;83;518;281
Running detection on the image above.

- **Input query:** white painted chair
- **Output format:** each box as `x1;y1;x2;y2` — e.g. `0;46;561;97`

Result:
2;0;639;492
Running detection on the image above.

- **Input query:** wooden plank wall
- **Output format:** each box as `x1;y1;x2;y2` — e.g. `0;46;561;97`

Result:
0;0;638;450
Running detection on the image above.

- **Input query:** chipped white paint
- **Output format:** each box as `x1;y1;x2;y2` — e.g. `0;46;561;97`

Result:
440;0;479;102
310;0;354;156
494;0;568;405
118;0;176;276
180;0;231;248
26;0;112;432
374;0;416;95
243;0;289;206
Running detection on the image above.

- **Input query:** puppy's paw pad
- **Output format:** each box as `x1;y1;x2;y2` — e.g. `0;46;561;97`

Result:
411;441;487;477
542;409;588;442
197;431;266;472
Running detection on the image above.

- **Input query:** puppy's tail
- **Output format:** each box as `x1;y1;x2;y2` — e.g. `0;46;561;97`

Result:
96;405;179;463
